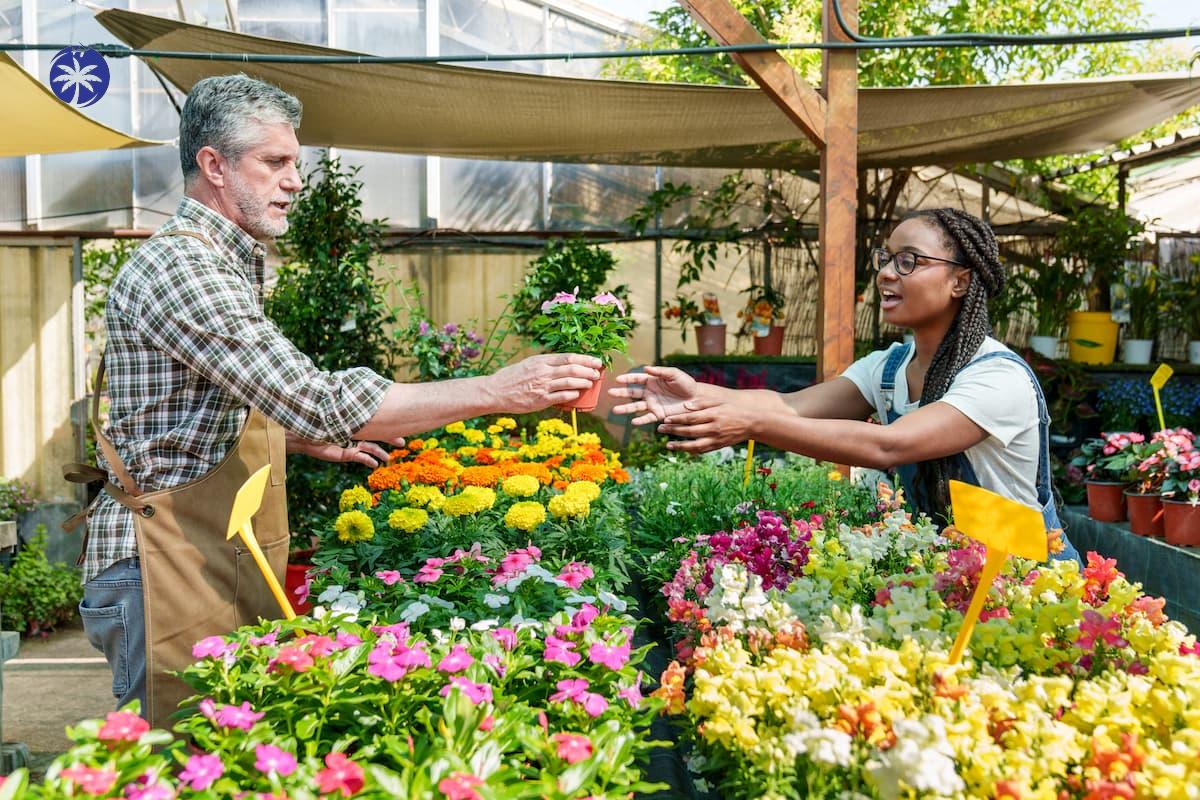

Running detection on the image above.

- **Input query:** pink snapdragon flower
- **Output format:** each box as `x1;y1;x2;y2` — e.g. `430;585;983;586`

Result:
1077;610;1129;652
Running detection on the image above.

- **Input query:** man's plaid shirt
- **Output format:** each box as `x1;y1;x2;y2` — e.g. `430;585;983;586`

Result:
84;197;391;583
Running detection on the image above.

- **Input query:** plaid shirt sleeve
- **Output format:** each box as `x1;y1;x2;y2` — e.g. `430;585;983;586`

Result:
138;244;391;445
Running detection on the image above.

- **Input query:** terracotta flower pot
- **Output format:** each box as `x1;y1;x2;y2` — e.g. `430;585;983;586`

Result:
694;324;726;355
285;561;313;615
557;368;606;413
1086;480;1127;522
753;325;785;356
1163;499;1200;547
1124;490;1164;537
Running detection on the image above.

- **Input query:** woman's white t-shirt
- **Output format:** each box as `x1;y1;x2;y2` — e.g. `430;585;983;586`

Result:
840;337;1041;509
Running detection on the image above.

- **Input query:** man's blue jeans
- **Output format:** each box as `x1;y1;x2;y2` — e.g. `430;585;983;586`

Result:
79;557;146;716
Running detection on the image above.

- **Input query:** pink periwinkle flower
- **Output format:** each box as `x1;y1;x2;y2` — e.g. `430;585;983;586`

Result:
179;753;224;791
437;644;475;674
490;627;517;651
191;636;237;661
587;639;631;671
368;639;430;682
97;710;148;744
540;288;579;313
60;765;118;795
439;676;494;705
552;732;594;764
590;292;626;315
414;564;443;584
214;701;265;731
315;752;364;797
618;671;644;709
269;645;314;673
375;570;404;585
438;772;484;800
544;634;581;667
248;631;278;647
254;744;297;777
557;561;594;589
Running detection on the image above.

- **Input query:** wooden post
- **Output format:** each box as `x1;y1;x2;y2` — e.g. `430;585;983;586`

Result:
817;0;858;384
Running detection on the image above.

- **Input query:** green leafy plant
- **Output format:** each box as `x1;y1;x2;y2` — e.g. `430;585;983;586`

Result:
1010;256;1086;338
0;528;83;636
1054;206;1146;313
737;283;787;337
512;239;631;342
265;153;400;553
1071;433;1144;483
1025;351;1098;439
661;294;708;340
0;477;35;522
392;286;492;382
1161;263;1200;341
527;290;634;368
82;239;137;342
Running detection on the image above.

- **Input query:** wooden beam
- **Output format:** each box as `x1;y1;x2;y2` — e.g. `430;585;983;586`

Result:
680;0;827;147
817;0;858;383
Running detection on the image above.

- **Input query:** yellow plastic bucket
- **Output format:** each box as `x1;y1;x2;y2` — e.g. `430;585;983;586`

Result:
1066;311;1119;365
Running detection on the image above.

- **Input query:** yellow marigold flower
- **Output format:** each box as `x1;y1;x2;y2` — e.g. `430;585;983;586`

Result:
565;480;601;503
576;432;601;447
496;417;517;431
388;507;429;533
490;436;505;449
502;474;540;498
463;429;485;444
486;424;501;434
424;437;439;449
504;501;546;532
444;486;496;516
445;421;467;434
456;446;479;459
335;510;375;543
339;485;374;512
548;492;590;520
827;469;844;481
538;418;574;438
405;485;446;510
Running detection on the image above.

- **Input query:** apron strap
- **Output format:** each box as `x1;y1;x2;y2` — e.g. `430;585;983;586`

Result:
90;357;144;498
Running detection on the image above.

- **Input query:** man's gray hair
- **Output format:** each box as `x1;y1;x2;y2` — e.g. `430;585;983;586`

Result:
179;74;302;185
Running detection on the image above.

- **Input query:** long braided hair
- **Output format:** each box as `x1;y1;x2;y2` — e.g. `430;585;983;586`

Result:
903;208;1006;520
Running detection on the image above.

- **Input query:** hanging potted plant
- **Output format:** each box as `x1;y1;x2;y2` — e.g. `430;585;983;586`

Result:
1012;255;1086;359
1119;265;1159;365
738;284;787;356
1162;266;1200;365
1124;436;1168;537
1159;430;1200;547
1055;206;1145;365
1072;432;1144;522
528;287;634;412
0;477;35;550
663;293;726;355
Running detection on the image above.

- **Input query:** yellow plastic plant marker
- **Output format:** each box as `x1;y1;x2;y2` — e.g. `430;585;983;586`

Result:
946;480;1046;665
571;409;578;437
743;439;756;486
1150;364;1173;432
225;464;296;620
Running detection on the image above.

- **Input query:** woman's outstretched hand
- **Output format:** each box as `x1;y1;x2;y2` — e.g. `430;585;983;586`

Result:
657;397;759;453
609;365;704;426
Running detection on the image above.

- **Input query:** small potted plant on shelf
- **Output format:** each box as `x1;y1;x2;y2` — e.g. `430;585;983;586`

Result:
1162;265;1200;365
1159;428;1199;547
663;292;726;355
1072;432;1144;522
1119;266;1160;365
738;284;787;356
528;286;634;412
1125;436;1169;537
1012;255;1086;359
0;477;35;549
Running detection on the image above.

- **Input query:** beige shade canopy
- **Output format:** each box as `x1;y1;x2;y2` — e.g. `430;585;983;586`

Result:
97;8;1200;170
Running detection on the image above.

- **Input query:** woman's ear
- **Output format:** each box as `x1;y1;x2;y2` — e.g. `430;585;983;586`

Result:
951;268;972;298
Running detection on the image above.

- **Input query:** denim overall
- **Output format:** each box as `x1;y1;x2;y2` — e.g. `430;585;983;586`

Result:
879;344;1082;564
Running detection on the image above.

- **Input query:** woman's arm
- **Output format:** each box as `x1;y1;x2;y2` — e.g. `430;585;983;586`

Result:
658;398;989;470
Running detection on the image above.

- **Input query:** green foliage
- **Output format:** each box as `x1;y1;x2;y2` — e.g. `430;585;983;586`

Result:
1025;352;1098;437
1052;206;1146;313
1009;257;1087;337
527;293;634;367
1122;266;1161;341
0;528;83;636
265;152;396;376
1162;262;1200;340
511;239;631;342
0;477;36;522
264;153;400;552
82;239;137;338
392;286;491;382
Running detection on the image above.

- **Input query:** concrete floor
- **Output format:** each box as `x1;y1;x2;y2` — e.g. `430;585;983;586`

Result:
3;620;114;776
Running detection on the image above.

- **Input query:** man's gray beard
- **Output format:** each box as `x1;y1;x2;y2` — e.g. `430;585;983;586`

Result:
229;172;288;241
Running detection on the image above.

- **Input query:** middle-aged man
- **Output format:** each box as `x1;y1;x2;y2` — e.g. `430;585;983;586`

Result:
73;73;601;726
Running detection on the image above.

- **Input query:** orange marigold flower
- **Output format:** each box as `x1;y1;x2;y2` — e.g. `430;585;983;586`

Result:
388;448;409;462
552;479;569;491
569;463;607;483
581;449;607;465
459;466;501;488
474;448;496;465
544;455;565;469
368;465;407;492
610;468;630;484
408;439;424;451
498;462;553;484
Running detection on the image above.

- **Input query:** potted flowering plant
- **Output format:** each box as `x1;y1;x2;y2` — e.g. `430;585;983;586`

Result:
528;287;634;411
1125;437;1168;537
737;284;786;356
663;293;725;354
1010;255;1086;359
1072;432;1144;522
0;477;35;549
1119;266;1160;365
1159;428;1200;546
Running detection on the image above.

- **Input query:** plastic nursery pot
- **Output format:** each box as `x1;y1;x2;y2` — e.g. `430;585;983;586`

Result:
1086;480;1127;523
1124;491;1164;538
1066;311;1119;365
752;325;786;356
694;324;727;356
1163;499;1200;547
1028;335;1059;359
556;367;606;413
1121;338;1153;365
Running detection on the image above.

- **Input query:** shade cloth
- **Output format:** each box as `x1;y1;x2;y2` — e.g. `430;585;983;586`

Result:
97;8;1200;170
0;52;160;157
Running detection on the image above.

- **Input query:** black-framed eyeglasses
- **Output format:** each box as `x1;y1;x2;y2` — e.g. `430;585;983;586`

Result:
870;247;968;276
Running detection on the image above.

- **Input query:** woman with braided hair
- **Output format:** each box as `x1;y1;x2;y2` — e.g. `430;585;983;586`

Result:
612;207;1081;562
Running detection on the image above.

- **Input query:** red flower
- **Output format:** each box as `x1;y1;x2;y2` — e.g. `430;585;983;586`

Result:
437;772;483;800
98;710;149;744
551;733;593;764
315;752;364;797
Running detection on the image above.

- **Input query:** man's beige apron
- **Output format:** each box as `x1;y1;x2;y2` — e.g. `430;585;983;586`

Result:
67;229;290;728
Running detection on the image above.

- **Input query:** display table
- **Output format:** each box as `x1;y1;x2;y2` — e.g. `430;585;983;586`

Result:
1062;506;1200;634
663;354;817;393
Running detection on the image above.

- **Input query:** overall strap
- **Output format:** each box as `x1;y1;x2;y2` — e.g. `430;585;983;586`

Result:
879;343;912;418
